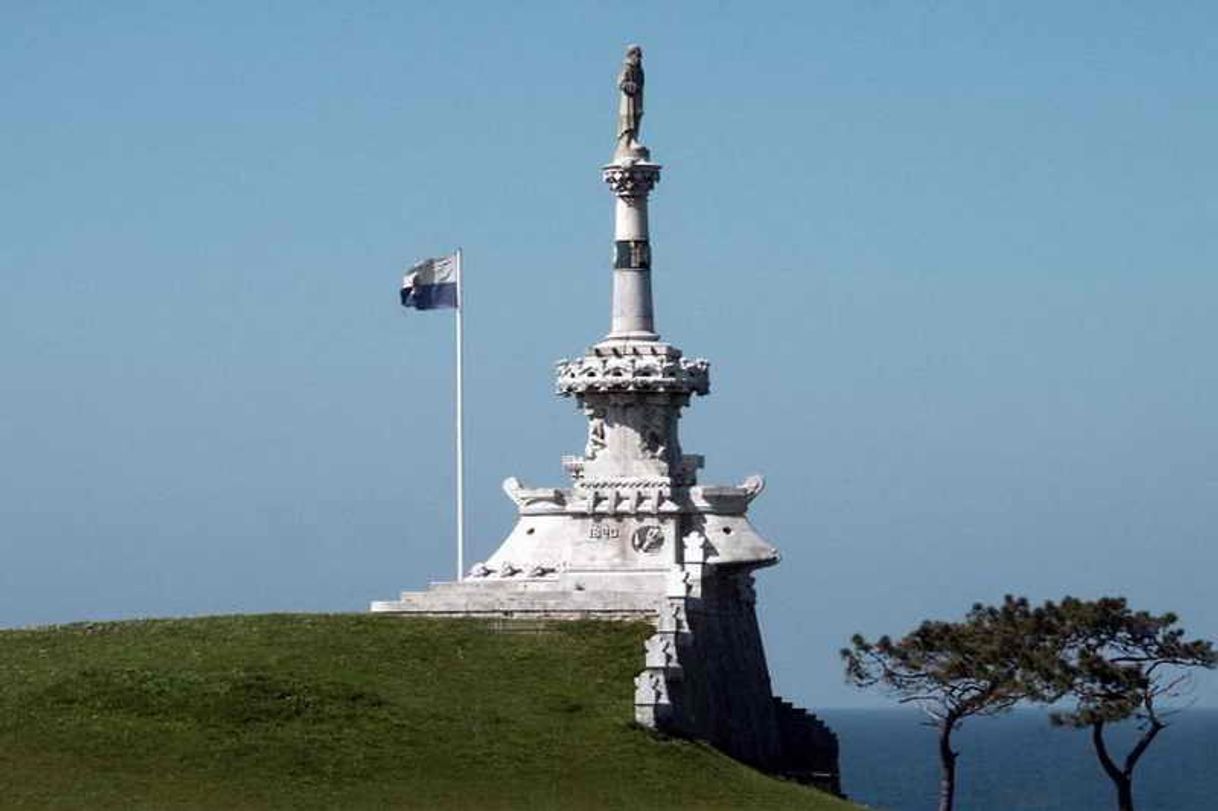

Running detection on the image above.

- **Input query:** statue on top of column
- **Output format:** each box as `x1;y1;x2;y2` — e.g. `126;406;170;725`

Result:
615;45;646;159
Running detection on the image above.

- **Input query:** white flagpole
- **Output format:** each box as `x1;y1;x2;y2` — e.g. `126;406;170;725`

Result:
454;248;465;581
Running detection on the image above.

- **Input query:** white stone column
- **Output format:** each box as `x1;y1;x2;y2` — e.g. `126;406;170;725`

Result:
603;161;661;341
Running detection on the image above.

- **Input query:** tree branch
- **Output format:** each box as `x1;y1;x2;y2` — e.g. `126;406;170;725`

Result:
1123;717;1165;774
1091;721;1124;784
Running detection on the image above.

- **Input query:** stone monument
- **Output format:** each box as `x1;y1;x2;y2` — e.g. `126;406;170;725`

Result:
372;46;840;794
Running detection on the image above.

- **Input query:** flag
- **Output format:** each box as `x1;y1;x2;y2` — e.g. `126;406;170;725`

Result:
401;253;459;310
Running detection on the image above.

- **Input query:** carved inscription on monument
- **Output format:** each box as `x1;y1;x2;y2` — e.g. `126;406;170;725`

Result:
588;522;622;540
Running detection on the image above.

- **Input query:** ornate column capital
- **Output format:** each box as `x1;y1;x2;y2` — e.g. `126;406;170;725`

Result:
602;162;662;198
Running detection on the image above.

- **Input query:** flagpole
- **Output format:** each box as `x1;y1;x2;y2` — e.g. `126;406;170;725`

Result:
454;248;465;582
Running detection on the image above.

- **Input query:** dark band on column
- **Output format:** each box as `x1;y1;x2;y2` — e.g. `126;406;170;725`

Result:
613;240;652;269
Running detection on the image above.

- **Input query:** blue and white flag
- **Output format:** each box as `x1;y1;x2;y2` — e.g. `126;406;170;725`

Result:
401;253;459;310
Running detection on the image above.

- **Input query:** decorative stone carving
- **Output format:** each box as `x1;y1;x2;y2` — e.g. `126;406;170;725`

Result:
502;477;567;511
682;530;709;564
644;634;681;671
741;474;766;501
632;525;665;554
568;480;675;514
555;352;709;395
584;411;607;458
602;163;660;196
640;405;669;460
692;475;767;511
578;478;672;490
633;670;669;707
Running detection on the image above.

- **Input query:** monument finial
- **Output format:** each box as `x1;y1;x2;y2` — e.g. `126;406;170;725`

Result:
615;45;647;160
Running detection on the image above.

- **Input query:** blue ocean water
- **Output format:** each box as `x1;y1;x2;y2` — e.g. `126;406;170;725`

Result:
819;709;1218;811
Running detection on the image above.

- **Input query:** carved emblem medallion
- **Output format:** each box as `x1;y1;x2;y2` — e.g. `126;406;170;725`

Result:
631;525;664;554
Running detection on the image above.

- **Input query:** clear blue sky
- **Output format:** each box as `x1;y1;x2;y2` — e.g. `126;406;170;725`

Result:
2;2;1215;709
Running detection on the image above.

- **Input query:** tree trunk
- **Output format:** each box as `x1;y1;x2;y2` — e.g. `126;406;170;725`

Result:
1115;777;1135;811
937;722;958;811
1092;721;1135;811
1091;715;1167;811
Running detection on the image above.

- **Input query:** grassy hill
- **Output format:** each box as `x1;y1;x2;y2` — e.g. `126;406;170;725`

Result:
0;614;858;810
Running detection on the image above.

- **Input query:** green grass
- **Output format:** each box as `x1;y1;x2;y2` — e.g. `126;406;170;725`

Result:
0;614;857;810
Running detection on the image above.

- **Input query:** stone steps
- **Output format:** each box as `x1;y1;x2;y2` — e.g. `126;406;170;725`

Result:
371;582;665;617
771;697;841;795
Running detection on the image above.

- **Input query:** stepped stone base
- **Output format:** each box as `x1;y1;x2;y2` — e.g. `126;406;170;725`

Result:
371;570;665;618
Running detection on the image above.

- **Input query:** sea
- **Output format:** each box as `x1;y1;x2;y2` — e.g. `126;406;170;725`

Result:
818;709;1218;811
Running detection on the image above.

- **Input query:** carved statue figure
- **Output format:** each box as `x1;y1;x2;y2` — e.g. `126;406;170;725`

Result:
585;412;607;458
640;406;668;461
616;45;645;154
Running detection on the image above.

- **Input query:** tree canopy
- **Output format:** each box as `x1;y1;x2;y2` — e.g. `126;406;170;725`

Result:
1036;596;1216;811
843;595;1215;811
842;596;1056;811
